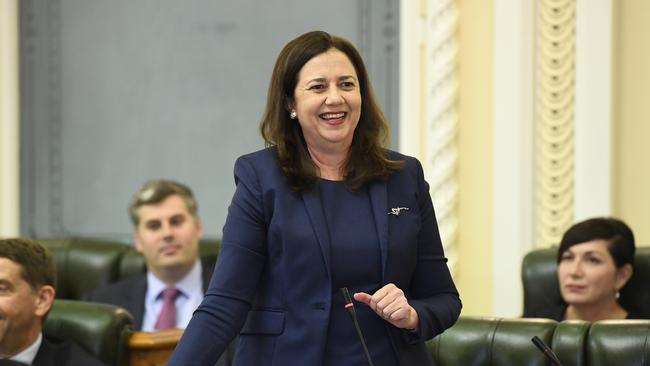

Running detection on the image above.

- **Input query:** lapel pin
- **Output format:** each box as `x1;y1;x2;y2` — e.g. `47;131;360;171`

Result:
388;207;409;216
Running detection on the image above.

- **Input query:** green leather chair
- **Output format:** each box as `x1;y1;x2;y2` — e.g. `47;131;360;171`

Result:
551;320;590;366
587;320;650;366
45;300;134;366
428;316;650;366
427;317;559;366
521;246;650;319
40;238;132;299
40;238;221;300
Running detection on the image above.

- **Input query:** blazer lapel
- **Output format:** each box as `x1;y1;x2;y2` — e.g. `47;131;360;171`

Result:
368;180;389;280
301;186;332;279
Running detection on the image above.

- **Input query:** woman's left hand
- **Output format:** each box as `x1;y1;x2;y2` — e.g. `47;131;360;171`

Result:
353;283;419;330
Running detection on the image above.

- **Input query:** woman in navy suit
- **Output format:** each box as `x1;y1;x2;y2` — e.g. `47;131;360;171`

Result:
169;30;461;366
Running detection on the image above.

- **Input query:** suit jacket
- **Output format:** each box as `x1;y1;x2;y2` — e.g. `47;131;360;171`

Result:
32;335;106;366
85;264;213;330
85;265;235;366
169;148;462;366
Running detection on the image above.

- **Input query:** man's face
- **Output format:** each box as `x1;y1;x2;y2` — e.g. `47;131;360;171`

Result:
134;194;203;282
0;258;53;357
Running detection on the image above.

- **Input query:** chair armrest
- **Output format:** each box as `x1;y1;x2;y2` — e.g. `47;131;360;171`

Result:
128;329;183;366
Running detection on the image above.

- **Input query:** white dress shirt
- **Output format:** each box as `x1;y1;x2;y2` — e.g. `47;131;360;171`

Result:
8;332;41;365
141;260;204;331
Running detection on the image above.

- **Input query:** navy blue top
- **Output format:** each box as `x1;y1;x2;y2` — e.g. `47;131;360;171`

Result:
167;148;461;366
320;180;399;366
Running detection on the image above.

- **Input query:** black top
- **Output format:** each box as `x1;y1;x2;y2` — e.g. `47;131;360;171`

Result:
320;180;399;366
528;304;644;321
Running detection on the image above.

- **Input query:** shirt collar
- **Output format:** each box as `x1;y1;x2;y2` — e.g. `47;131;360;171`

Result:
147;259;202;298
10;332;42;365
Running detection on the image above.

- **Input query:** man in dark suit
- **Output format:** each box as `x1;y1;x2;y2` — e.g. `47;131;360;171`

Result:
86;180;235;365
0;238;105;366
86;180;211;331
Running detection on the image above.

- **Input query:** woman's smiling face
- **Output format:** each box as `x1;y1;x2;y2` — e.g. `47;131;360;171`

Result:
291;48;362;152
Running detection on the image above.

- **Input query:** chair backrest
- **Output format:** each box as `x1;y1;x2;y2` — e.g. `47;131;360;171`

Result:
552;320;591;366
40;238;221;300
41;238;132;299
427;317;559;365
587;320;650;366
522;246;650;319
427;316;650;366
45;300;134;366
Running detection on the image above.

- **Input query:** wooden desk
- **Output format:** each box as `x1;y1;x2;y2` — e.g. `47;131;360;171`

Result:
128;328;183;366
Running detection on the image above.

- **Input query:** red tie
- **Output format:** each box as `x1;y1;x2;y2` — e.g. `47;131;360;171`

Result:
154;287;181;330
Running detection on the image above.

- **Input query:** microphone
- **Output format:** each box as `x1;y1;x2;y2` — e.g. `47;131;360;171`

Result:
531;336;563;366
340;287;375;366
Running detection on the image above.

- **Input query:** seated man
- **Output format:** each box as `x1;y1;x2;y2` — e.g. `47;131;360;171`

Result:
86;180;234;365
86;179;211;331
0;238;105;365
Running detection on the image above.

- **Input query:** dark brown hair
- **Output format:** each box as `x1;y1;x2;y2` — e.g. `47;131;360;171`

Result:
557;217;635;268
129;179;198;226
0;238;56;290
260;30;403;191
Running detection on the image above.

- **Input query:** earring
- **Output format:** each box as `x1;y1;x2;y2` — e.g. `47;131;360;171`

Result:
289;110;297;119
616;291;621;299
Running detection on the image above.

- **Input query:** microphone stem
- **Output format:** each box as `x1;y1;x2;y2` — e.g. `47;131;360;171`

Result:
532;336;563;366
545;350;562;366
340;287;375;366
350;311;374;366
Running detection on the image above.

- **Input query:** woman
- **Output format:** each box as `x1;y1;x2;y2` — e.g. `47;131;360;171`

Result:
550;217;635;321
168;30;461;366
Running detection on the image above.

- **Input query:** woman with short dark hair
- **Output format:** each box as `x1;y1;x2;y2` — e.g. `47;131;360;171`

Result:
551;217;636;321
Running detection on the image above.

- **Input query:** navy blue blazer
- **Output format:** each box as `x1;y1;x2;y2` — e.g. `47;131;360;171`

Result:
169;148;461;366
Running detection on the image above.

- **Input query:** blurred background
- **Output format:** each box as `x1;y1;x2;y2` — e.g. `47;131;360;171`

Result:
1;0;648;318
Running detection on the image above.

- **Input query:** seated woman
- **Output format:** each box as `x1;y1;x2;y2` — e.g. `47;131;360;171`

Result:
547;217;637;321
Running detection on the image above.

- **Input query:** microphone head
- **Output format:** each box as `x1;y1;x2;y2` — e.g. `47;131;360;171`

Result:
531;336;563;366
531;336;546;351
